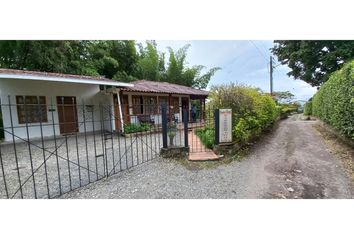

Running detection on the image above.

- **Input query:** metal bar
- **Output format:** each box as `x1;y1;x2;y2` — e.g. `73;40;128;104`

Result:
123;104;129;170
91;105;99;180
62;97;72;191
108;104;116;175
108;136;137;175
183;108;189;148
115;97;122;172
0;143;9;198
149;115;153;161
161;104;168;149
214;109;220;145
138;119;143;164
3;126;102;197
51;97;62;196
72;104;81;188
82;100;91;183
129;113;134;168
99;103;107;177
8;96;23;198
38;103;50;198
24;98;37;198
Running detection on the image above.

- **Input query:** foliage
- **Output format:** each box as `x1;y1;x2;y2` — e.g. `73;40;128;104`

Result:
273;91;295;103
279;102;300;119
271;40;354;86
303;101;312;116
165;44;221;88
167;122;177;137
136;41;165;81
206;83;279;145
312;60;354;140
124;123;151;134
0;40;219;89
195;127;215;149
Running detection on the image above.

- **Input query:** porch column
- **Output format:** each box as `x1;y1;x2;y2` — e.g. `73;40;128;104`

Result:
178;96;182;123
117;90;124;132
188;96;191;121
168;94;172;122
128;93;133;123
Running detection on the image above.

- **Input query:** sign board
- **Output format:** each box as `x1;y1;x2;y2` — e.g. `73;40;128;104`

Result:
218;109;232;143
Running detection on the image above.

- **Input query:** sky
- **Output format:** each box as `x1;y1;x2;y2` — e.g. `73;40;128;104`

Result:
155;40;317;101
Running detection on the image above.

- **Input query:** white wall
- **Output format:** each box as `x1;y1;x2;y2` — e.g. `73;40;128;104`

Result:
0;78;114;142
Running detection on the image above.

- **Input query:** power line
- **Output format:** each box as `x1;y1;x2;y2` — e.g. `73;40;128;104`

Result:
249;40;269;63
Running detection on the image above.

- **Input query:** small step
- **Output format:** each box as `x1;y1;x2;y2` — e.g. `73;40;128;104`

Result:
188;152;220;161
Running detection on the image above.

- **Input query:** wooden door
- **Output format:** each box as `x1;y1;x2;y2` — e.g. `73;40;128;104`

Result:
56;96;78;134
121;95;130;124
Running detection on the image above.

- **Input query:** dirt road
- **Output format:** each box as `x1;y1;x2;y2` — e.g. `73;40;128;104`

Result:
62;115;354;199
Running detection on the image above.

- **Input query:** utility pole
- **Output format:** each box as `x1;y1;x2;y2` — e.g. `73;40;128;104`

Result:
270;56;273;95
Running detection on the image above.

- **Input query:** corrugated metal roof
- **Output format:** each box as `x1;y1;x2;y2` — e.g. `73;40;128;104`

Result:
122;80;209;96
0;68;133;87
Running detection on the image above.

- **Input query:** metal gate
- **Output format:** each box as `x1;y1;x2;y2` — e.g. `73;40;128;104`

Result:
0;97;163;199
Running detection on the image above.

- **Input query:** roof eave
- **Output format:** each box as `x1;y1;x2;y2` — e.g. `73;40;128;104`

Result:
0;73;133;87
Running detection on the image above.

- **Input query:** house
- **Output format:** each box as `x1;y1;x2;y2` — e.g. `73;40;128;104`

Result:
115;80;208;128
0;69;208;142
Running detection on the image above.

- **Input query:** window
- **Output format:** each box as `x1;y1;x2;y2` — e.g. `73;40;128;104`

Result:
16;96;48;124
143;96;157;114
132;95;143;115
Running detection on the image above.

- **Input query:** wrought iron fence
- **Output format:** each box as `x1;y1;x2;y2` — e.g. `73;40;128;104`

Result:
0;98;166;199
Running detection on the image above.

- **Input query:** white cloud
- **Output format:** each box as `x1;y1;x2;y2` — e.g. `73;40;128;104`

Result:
155;40;317;101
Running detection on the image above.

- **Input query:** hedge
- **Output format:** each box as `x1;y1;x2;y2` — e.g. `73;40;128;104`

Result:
124;123;152;134
312;60;354;140
303;101;312;116
198;84;280;147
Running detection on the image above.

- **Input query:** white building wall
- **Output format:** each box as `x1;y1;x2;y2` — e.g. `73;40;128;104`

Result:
0;78;113;142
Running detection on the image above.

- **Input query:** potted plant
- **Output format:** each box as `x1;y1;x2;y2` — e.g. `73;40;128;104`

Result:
168;122;177;146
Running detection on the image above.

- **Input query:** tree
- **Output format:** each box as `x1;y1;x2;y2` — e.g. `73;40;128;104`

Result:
0;40;220;88
136;41;164;81
271;40;354;86
165;44;220;88
0;40;90;74
272;91;295;103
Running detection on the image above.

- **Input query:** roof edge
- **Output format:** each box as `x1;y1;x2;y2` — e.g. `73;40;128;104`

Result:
0;73;133;87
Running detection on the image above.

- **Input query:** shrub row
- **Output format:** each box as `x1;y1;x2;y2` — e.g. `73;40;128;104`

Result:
198;84;280;148
312;60;354;140
124;123;152;134
303;101;312;116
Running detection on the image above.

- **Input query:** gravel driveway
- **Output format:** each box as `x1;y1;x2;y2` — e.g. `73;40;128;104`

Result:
62;115;354;199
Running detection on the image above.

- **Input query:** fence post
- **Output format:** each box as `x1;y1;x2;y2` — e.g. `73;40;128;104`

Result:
161;103;168;148
214;109;220;145
183;107;189;148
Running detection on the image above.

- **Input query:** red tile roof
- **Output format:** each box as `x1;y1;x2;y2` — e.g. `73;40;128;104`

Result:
0;68;127;86
122;80;209;96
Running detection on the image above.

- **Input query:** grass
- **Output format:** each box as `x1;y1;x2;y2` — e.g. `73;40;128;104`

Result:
195;127;215;149
312;122;354;181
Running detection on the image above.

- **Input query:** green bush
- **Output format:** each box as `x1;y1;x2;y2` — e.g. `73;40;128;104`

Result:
204;84;280;146
124;123;152;134
0;111;4;140
312;60;354;140
195;127;215;149
303;101;312;116
279;103;299;119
